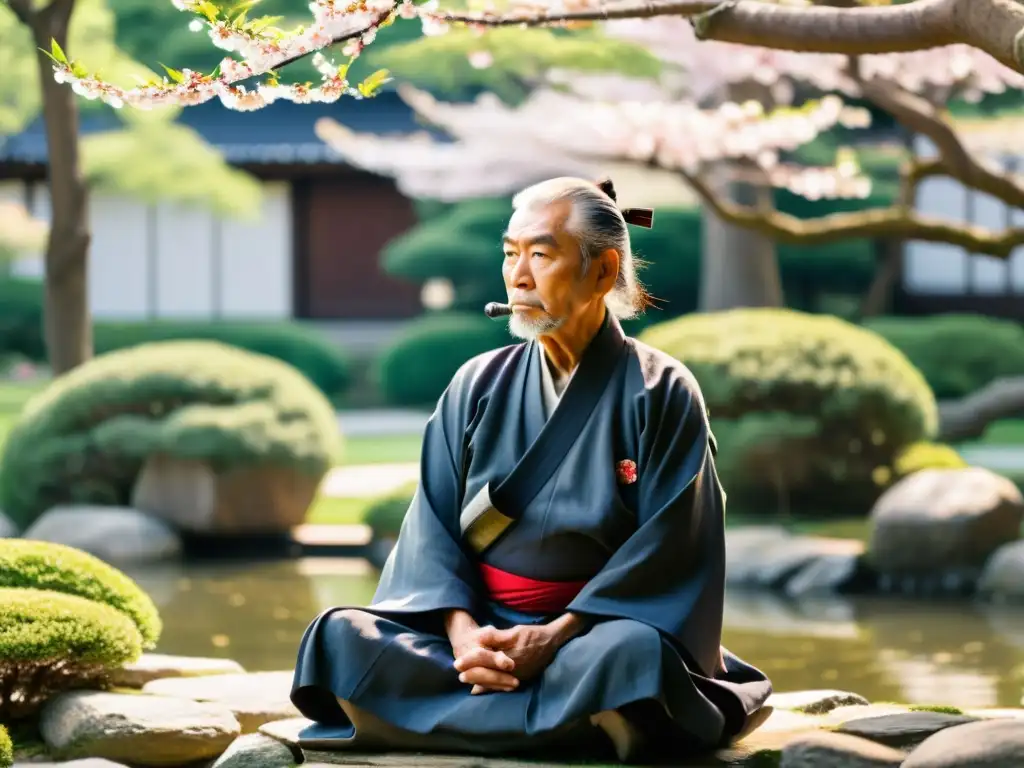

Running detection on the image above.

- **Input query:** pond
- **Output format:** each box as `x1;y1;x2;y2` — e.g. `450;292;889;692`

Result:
124;557;1024;710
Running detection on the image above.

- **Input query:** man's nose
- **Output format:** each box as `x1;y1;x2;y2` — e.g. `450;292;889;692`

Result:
509;254;534;289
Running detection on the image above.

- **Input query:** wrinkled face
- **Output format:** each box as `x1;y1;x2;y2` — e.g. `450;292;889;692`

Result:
501;199;595;340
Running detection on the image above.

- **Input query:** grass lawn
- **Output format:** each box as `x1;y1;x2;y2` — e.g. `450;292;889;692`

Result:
337;434;422;465
305;495;378;525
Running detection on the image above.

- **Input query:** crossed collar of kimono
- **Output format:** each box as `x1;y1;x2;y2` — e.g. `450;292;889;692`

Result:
459;313;629;555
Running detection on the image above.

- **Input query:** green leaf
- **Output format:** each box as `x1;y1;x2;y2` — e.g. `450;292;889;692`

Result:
196;0;221;22
159;63;186;83
357;67;391;97
49;39;69;65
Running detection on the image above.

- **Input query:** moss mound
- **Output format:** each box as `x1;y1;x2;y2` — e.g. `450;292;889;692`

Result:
639;308;938;514
0;340;343;529
0;539;161;648
0;588;142;719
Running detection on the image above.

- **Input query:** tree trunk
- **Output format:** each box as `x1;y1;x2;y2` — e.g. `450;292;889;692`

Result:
698;79;784;313
699;169;784;311
859;238;903;318
31;0;92;375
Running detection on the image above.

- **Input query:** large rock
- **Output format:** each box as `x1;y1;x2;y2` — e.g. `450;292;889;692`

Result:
902;718;1024;767
867;467;1024;578
726;527;863;590
38;690;240;766
142;671;299;732
21;506;181;564
835;711;979;749
785;552;869;597
779;731;905;767
210;732;299;768
131;454;320;534
110;653;246;688
978;540;1024;602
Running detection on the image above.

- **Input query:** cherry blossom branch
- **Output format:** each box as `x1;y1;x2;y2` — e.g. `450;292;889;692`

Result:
435;0;1024;74
46;0;407;110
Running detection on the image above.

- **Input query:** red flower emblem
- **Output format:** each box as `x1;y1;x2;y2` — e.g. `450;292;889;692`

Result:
616;459;638;485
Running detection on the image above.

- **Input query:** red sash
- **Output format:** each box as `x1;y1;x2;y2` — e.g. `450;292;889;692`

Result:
479;563;587;614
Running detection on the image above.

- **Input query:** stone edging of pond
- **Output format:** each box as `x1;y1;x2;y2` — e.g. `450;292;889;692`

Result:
722;524;1024;603
9;653;1024;767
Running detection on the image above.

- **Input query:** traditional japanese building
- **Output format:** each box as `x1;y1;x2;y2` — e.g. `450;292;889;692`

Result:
0;94;428;343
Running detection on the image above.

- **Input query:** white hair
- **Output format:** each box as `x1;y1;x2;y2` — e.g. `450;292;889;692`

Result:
511;176;649;320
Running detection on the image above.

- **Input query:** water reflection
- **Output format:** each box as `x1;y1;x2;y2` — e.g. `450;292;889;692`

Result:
124;559;1024;709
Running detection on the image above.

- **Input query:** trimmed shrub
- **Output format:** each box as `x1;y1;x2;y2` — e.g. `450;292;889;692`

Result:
864;314;1024;399
873;441;968;488
0;726;10;768
0;340;342;530
93;322;352;402
0;587;142;720
639;308;938;514
363;485;416;540
0;539;161;647
0;280;351;401
376;312;513;407
0;279;45;362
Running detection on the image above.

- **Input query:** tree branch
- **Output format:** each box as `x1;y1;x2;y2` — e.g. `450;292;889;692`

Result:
852;65;1024;211
5;0;34;25
938;377;1024;442
681;167;1024;258
437;0;1024;74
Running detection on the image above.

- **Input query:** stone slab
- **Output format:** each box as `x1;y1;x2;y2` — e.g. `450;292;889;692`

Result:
110;653;245;688
142;671;299;732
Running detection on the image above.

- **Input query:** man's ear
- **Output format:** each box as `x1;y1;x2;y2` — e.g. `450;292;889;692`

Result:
596;248;620;295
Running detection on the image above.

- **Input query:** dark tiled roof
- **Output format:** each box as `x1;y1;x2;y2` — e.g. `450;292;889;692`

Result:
0;90;437;165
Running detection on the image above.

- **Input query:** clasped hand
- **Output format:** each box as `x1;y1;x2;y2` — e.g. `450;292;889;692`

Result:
452;624;558;695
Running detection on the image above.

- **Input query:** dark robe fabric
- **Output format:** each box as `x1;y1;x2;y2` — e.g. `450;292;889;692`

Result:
290;312;773;760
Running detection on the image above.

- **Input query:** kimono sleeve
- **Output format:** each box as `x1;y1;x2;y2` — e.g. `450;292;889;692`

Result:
368;370;484;616
567;365;726;678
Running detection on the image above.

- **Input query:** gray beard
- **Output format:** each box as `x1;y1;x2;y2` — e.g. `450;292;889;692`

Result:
508;312;564;340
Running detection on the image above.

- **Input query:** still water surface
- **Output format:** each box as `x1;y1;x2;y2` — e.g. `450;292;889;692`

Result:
124;558;1024;710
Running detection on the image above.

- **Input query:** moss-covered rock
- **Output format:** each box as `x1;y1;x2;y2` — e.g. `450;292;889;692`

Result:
639;308;938;514
0;588;143;720
0;340;343;530
0;540;161;648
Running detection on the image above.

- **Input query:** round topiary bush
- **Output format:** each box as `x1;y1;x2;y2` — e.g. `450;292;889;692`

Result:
0;340;343;531
863;313;1024;399
0;588;142;720
0;725;11;768
0;539;161;648
376;312;512;407
639;308;938;515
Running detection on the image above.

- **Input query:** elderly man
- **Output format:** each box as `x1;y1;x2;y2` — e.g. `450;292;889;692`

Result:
289;176;773;763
